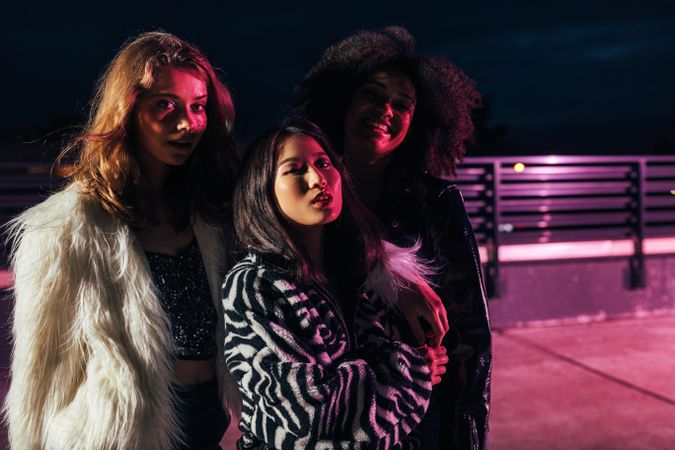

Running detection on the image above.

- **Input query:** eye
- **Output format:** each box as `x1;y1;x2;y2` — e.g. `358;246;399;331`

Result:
315;158;333;169
363;89;382;101
156;99;176;110
283;163;306;175
191;103;206;113
394;101;413;113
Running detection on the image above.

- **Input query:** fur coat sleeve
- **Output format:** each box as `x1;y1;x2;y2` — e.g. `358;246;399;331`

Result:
5;185;180;450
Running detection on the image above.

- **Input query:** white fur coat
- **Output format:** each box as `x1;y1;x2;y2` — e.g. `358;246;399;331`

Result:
4;184;240;450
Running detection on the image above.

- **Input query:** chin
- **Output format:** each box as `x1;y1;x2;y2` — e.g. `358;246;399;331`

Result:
324;211;342;225
355;139;395;157
168;154;194;166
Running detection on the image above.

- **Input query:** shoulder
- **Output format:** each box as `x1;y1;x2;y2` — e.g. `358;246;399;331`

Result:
417;172;462;203
222;255;318;337
10;183;119;238
408;172;469;222
226;254;280;283
223;254;296;305
9;184;116;250
8;184;131;283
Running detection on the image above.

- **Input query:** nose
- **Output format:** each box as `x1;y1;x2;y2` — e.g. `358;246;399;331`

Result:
377;102;393;119
307;165;327;189
176;110;196;132
176;117;190;132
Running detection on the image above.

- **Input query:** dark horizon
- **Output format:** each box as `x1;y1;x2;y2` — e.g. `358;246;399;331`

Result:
3;0;674;157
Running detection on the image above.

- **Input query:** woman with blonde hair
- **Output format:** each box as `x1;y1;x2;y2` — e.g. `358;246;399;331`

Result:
6;31;239;449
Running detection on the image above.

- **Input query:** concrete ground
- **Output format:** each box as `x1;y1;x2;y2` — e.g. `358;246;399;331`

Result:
490;315;675;450
1;314;674;449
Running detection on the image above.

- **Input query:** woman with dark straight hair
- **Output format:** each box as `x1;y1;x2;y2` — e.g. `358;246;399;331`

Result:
295;26;492;450
222;117;448;449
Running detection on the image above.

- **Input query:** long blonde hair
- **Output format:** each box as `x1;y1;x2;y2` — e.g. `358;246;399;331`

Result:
61;31;238;226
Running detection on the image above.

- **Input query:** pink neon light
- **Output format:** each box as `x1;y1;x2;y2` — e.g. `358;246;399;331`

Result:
0;269;13;289
644;237;675;255
478;237;675;263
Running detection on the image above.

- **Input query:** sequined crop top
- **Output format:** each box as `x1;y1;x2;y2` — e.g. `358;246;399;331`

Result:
145;239;217;360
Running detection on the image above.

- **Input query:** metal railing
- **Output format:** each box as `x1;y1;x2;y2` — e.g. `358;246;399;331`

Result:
2;157;675;295
443;156;675;296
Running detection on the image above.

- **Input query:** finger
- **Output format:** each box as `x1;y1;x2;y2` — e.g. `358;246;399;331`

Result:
429;345;446;356
435;365;447;375
425;333;438;347
429;302;449;337
437;310;450;338
438;303;450;335
419;284;449;335
431;376;442;385
424;311;445;345
430;307;448;340
431;327;443;347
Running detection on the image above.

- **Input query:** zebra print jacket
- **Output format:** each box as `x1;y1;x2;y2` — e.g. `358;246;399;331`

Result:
222;253;433;450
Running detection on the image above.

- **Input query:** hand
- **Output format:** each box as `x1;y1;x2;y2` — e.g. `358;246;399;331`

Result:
397;281;449;346
419;343;448;385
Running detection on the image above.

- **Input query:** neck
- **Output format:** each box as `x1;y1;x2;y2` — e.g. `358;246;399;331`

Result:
135;148;169;196
145;169;168;197
295;225;325;274
134;149;173;224
344;147;392;205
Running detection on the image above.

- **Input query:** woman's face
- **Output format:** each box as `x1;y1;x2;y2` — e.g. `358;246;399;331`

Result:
343;68;416;162
274;135;343;229
134;67;208;175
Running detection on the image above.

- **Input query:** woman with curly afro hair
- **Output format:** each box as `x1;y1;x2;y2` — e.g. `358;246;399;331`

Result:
295;26;492;450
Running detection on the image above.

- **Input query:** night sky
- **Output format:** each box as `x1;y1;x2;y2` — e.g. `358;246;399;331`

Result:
3;0;675;156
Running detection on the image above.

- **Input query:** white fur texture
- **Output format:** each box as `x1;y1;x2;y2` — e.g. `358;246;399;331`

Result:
364;240;436;310
4;185;240;449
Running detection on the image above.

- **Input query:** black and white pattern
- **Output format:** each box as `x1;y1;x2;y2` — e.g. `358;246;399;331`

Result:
222;253;432;450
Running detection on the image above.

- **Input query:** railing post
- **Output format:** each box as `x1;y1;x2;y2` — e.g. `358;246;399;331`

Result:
484;161;500;298
629;159;646;289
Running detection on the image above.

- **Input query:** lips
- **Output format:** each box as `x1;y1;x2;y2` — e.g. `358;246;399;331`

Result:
312;191;333;205
362;118;391;136
166;138;195;151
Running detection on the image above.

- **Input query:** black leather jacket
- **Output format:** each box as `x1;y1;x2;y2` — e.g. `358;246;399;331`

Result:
373;170;492;450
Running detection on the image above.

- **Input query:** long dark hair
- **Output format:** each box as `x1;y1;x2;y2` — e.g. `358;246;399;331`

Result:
233;117;385;288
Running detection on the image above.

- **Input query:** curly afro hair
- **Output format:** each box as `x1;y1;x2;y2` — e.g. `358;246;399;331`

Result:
294;26;481;176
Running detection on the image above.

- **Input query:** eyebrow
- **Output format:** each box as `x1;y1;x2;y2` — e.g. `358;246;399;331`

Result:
277;156;299;167
277;152;328;167
364;80;416;103
148;93;208;100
